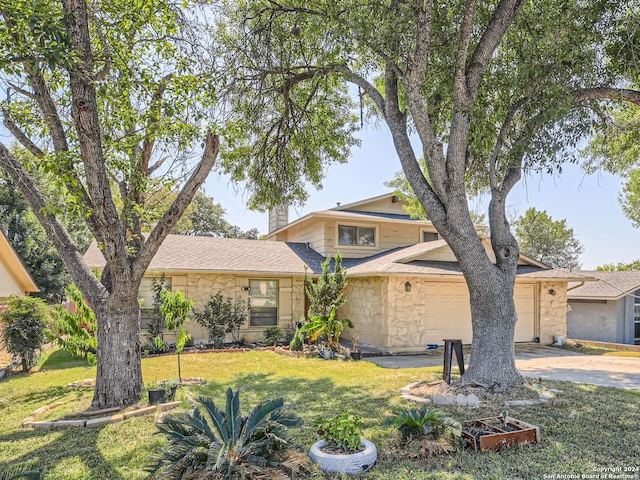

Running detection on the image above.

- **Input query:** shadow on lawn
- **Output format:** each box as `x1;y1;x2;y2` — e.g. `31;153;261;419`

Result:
0;426;125;480
192;371;394;428
39;349;92;371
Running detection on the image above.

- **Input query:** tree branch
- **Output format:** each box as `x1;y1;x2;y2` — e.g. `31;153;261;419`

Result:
488;97;529;189
133;133;219;280
466;0;525;98
1;107;45;158
0;142;108;305
62;0;127;276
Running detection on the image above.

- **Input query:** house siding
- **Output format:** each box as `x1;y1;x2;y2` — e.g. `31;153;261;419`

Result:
567;299;619;343
0;256;25;298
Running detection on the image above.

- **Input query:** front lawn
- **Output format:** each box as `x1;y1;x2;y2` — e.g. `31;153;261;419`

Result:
0;349;638;479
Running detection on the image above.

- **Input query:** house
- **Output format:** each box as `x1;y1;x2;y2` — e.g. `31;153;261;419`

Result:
84;193;584;352
0;229;38;306
567;270;640;346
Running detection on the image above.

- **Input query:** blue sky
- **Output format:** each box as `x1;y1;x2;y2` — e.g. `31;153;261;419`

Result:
204;125;639;270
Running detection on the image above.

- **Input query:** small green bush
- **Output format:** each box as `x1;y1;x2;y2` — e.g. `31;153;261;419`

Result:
386;405;462;443
0;295;49;372
289;327;304;351
263;325;284;346
47;285;97;364
313;412;364;452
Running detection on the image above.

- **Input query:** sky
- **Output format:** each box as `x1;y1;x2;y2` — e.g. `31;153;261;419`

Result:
203;125;639;270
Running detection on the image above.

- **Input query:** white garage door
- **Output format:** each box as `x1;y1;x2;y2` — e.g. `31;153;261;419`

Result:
420;283;536;344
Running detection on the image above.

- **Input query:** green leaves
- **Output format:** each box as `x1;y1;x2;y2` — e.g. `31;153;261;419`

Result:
313;412;364;452
148;389;303;478
513;208;584;269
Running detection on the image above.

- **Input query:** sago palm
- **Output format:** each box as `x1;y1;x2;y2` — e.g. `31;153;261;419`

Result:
146;388;305;479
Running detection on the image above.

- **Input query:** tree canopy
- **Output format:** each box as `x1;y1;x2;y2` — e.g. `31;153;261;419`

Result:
0;0;220;408
513;208;584;269
219;0;640;388
597;260;640;271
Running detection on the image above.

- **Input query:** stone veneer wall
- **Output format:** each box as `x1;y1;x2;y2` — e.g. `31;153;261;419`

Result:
339;277;388;348
385;276;441;352
538;281;568;345
160;273;304;345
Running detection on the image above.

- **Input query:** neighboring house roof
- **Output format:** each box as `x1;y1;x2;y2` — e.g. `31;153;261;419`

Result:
0;230;38;295
84;235;328;275
84;234;585;283
567;270;640;300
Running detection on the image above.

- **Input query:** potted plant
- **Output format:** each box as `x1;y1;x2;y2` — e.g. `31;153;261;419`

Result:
309;412;377;474
147;380;179;405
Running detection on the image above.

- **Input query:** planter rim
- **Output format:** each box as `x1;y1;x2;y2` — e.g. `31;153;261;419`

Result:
309;438;377;474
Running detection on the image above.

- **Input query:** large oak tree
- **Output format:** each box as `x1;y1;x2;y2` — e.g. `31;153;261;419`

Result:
220;0;640;388
0;0;219;408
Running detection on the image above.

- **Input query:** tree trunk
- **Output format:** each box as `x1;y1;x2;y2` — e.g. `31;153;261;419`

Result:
460;266;523;389
91;295;143;410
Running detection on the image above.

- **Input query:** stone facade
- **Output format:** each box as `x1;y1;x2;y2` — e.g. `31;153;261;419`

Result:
146;273;304;345
339;277;388;348
538;281;568;345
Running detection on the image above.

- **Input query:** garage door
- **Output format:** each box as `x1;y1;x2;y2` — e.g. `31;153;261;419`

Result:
420;283;536;344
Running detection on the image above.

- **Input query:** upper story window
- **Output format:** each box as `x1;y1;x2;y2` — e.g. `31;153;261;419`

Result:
249;279;278;326
338;225;375;246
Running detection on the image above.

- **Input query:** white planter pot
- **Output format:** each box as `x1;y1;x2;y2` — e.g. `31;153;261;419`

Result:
309;439;377;474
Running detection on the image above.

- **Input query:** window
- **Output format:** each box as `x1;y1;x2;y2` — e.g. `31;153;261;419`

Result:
139;277;171;330
422;231;438;242
249;280;278;326
338;225;375;246
635;289;640;345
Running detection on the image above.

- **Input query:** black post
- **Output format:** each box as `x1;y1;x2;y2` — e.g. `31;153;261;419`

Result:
442;339;464;384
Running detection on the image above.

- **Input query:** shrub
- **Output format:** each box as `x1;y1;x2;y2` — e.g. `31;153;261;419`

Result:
147;388;306;479
313;412;364;452
299;306;353;352
159;289;193;382
0;295;49;372
264;325;284;346
386;405;462;453
304;254;347;317
193;292;248;348
144;276;169;354
46;285;97;364
289;327;304;351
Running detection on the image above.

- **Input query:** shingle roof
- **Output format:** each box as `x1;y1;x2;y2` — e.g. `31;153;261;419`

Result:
567;270;640;299
83;235;327;275
83;235;583;282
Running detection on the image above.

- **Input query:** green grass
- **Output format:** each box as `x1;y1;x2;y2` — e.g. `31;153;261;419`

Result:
0;348;639;479
560;343;640;358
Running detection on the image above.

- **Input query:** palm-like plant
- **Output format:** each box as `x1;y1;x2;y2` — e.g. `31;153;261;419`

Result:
146;388;306;479
299;306;353;352
387;406;462;444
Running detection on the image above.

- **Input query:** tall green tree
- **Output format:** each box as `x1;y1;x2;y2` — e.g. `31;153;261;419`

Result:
513;208;583;269
0;0;219;408
597;260;640;271
0;170;89;302
220;0;640;388
147;189;260;238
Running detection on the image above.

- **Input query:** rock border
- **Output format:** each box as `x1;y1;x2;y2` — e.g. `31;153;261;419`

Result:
399;380;560;408
22;401;182;429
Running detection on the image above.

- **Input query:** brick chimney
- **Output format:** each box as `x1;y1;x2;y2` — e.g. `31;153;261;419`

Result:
268;204;289;233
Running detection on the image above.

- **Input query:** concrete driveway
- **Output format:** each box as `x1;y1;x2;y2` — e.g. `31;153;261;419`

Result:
365;345;640;390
